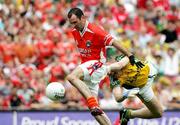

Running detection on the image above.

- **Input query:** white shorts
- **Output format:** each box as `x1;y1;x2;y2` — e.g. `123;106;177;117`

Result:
138;62;158;102
78;60;108;95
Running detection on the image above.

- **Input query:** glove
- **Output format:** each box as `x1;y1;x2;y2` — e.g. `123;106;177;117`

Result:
128;55;145;68
90;106;103;116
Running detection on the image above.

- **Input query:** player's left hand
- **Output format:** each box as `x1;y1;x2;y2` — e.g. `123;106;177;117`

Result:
128;55;145;68
135;61;145;68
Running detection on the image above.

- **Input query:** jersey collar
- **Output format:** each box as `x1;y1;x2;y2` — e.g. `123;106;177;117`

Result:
79;21;89;36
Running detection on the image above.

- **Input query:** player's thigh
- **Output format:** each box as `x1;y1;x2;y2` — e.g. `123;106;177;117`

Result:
137;80;163;115
144;96;162;112
69;66;84;79
138;94;163;115
138;78;162;112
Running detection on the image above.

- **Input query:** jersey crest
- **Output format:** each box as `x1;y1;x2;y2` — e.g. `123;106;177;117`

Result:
86;40;92;48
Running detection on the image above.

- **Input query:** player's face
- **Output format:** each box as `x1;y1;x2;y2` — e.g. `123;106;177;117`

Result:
69;14;84;31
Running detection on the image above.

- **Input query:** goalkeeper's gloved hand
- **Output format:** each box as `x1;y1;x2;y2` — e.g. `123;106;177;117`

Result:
128;55;145;68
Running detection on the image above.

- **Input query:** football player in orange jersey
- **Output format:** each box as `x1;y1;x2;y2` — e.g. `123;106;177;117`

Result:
66;8;144;125
107;55;163;125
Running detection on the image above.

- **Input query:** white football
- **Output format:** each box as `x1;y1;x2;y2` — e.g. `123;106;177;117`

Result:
46;82;65;101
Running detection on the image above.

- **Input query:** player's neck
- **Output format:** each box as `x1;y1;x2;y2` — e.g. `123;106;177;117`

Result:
79;21;88;33
80;27;84;32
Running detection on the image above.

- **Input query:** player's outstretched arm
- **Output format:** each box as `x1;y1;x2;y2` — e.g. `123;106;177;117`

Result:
107;56;129;73
111;39;132;57
111;40;144;68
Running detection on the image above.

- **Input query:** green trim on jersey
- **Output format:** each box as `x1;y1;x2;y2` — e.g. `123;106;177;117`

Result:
115;55;126;62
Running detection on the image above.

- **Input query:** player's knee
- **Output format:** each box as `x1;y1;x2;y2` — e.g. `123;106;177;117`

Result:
154;107;163;118
66;74;76;83
114;94;124;102
157;107;163;117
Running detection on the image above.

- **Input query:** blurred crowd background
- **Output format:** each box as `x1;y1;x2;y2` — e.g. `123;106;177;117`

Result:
0;0;180;111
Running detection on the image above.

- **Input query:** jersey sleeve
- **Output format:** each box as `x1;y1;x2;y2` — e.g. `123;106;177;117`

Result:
95;26;114;46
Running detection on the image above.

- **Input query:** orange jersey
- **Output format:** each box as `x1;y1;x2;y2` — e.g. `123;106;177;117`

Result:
71;21;113;63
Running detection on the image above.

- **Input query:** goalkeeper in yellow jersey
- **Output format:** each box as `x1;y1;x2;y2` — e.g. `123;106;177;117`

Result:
107;55;163;125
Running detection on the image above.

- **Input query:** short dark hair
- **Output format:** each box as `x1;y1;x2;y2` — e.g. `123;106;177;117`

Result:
67;8;84;19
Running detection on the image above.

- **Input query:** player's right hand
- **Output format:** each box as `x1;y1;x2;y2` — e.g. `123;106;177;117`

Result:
128;55;145;68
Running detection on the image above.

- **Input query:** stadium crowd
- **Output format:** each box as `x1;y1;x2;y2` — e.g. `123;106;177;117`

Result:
0;0;180;111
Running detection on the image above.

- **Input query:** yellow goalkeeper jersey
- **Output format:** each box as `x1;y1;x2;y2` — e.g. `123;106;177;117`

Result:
116;62;150;88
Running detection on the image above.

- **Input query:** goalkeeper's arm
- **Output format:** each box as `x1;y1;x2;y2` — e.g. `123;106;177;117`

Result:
107;56;129;74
